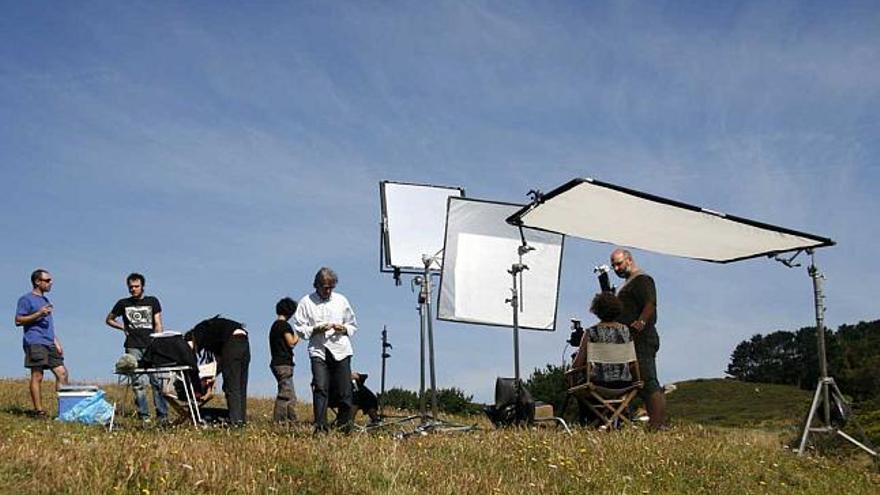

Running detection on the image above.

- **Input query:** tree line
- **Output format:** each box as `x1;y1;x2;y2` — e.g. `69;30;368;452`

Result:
726;319;880;401
378;386;484;415
377;319;880;416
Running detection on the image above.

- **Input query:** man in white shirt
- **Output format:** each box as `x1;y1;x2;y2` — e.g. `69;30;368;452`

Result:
294;267;358;433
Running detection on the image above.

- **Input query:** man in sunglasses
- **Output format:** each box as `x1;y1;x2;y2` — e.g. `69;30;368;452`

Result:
15;268;69;417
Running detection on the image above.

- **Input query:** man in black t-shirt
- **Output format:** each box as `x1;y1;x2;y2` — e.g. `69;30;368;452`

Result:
610;248;667;430
269;297;300;423
105;272;168;421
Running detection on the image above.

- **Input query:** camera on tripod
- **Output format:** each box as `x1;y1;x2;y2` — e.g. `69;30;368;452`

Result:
567;318;584;347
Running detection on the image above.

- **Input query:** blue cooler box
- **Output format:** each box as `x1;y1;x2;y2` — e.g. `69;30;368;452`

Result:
58;385;101;417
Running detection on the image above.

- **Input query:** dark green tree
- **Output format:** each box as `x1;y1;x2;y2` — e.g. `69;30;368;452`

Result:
726;331;800;385
726;324;846;391
525;364;568;409
430;387;482;416
378;387;482;415
378;387;419;411
835;320;880;401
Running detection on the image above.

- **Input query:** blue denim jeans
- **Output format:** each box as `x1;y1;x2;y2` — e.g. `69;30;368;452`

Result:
125;347;168;419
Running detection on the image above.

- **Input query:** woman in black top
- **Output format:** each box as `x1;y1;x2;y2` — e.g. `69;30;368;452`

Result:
185;315;250;425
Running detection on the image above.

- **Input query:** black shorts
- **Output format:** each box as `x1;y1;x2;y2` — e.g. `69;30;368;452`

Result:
634;327;661;397
23;344;64;370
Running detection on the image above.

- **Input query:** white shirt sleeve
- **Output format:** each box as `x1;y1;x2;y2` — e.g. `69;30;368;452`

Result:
340;295;357;338
293;295;315;339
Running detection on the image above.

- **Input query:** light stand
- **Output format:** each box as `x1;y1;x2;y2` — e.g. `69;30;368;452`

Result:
789;250;877;457
401;254;477;437
362;324;422;433
370;253;476;438
379;325;392;418
504;238;534;425
413;254;441;422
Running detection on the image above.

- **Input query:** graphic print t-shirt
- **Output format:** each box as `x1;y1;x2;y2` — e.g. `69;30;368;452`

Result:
110;296;162;349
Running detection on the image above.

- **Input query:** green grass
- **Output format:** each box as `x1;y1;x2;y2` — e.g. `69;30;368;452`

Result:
667;378;813;428
0;377;877;494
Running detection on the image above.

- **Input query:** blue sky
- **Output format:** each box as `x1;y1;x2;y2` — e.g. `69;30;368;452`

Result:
2;1;878;403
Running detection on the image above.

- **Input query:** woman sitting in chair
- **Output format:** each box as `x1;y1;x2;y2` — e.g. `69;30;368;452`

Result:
572;293;634;388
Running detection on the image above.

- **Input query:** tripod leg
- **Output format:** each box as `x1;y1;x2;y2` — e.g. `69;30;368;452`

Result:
828;380;850;419
827;380;879;457
835;429;879;457
798;380;825;455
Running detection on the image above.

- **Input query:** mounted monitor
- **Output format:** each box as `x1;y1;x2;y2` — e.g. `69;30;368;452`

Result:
380;181;465;274
438;197;564;331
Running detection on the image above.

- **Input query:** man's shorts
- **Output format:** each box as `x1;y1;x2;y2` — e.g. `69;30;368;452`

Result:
634;327;661;398
23;344;64;370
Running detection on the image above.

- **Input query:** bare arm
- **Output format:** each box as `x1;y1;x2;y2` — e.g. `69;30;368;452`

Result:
105;313;125;331
284;331;299;348
15;305;52;327
630;302;656;332
154;311;163;333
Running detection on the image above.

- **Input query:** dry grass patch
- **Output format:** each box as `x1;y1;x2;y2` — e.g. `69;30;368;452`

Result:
0;378;877;494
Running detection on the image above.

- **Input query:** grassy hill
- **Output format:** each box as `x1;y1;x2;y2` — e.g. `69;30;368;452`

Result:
0;377;877;494
666;378;880;445
667;378;813;428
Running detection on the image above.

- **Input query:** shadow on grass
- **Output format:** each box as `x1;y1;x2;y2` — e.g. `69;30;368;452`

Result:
0;405;49;418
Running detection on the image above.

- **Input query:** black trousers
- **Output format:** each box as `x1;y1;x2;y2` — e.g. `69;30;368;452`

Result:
311;351;352;430
221;336;250;425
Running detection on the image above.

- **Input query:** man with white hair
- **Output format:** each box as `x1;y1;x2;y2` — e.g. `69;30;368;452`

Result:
294;267;358;433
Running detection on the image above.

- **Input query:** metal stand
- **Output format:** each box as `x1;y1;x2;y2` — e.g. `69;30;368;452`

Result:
369;254;477;438
358;324;423;433
405;255;476;436
795;250;877;456
501;241;571;434
412;255;440;422
507;259;528;386
379;325;392;418
504;258;528;425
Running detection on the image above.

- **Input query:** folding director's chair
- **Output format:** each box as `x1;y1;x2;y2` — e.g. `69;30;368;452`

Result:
565;339;643;429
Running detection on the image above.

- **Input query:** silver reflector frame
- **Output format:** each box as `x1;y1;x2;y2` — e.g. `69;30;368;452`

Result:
507;178;833;263
438;197;564;331
380;181;464;272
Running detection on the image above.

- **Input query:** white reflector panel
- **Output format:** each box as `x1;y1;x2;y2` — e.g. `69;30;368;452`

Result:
508;178;833;263
381;181;464;272
438;197;564;330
